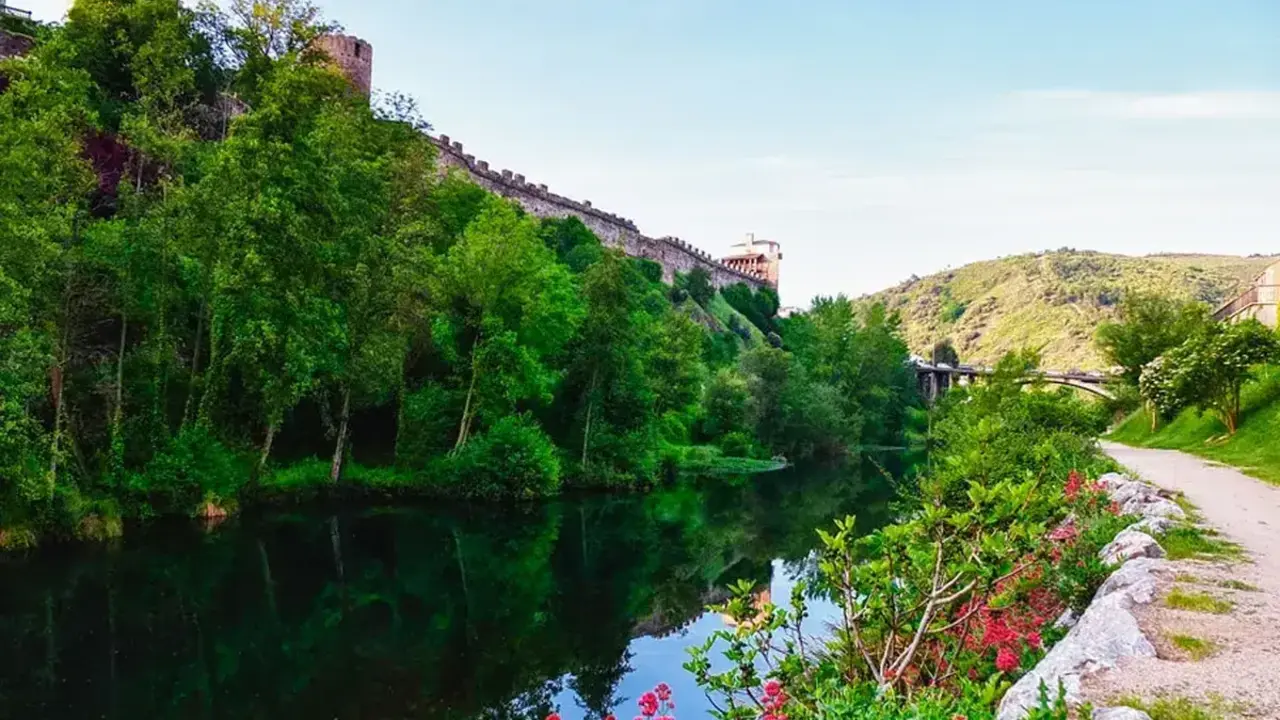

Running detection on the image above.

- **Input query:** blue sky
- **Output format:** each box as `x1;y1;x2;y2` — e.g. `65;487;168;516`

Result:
24;0;1280;303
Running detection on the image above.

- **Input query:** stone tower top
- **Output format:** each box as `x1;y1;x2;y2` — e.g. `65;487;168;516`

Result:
317;33;372;97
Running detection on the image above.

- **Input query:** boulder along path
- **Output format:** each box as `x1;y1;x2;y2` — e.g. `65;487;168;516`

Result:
1096;441;1280;718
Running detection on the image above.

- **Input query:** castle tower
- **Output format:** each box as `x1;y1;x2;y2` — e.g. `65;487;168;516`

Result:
721;233;782;288
317;33;372;97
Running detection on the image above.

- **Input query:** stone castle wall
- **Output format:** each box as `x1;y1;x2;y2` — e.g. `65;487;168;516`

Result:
431;136;769;290
317;34;372;97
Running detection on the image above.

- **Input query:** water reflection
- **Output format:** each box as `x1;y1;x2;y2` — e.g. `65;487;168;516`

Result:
0;459;900;719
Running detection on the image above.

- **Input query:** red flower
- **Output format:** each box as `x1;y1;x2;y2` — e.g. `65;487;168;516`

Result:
655;682;672;701
996;646;1020;673
764;679;783;698
1064;470;1084;500
1048;524;1079;542
1026;631;1042;649
638;691;659;717
545;714;560;720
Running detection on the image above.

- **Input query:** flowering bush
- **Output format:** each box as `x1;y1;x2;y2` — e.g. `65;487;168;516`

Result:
686;360;1126;720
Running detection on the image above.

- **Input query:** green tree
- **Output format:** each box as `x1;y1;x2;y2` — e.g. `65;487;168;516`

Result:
682;267;715;307
1095;291;1210;386
930;338;959;366
562;251;657;478
722;282;779;335
0;51;98;514
430;199;583;450
1140;320;1279;434
190;59;355;470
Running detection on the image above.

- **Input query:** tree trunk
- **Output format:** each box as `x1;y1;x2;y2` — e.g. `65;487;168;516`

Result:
43;591;57;690
258;423;276;472
111;313;127;476
329;387;351;483
183;298;207;428
581;369;599;467
393;372;406;460
257;540;278;620
48;356;67;501
329;515;345;582
455;359;479;451
196;323;221;427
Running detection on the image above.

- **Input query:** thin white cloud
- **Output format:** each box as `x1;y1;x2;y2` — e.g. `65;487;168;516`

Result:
1017;90;1280;120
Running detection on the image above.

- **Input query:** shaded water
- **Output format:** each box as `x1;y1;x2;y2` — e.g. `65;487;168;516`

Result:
0;459;904;719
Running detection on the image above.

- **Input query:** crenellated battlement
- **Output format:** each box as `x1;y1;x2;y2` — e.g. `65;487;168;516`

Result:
312;31;776;292
431;135;773;290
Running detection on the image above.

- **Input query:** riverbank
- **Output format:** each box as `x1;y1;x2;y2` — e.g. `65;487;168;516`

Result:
1108;367;1280;486
1081;443;1280;718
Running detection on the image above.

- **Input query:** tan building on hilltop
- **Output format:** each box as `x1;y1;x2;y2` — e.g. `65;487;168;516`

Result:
1214;259;1280;328
722;233;782;289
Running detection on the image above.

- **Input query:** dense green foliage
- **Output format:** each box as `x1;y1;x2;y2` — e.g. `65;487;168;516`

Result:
1095;291;1211;386
688;354;1122;719
0;0;917;545
870;250;1275;370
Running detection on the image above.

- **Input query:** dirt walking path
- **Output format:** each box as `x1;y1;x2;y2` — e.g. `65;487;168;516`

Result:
1094;441;1280;718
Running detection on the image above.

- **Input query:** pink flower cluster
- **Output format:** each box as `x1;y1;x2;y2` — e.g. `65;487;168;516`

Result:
761;679;789;720
637;682;675;720
544;682;674;720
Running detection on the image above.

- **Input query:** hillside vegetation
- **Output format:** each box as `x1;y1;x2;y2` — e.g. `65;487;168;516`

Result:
868;251;1277;370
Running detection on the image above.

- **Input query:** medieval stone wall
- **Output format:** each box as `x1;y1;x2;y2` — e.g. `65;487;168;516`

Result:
317;34;372;97
432;136;769;290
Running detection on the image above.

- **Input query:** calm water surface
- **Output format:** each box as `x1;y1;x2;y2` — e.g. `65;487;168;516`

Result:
0;459;903;719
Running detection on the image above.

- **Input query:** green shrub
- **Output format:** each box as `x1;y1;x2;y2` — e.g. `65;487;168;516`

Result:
631;257;664;284
128;426;249;516
444;414;561;498
681;268;715;307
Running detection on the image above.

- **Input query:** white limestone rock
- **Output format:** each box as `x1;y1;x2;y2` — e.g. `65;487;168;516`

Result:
1110;481;1160;508
1094;472;1130;491
1100;529;1166;566
1095;557;1164;602
1135;497;1186;521
1054;608;1078;629
1128;515;1176;536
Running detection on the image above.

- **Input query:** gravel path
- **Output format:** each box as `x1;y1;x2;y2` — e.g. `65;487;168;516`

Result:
1092;442;1280;718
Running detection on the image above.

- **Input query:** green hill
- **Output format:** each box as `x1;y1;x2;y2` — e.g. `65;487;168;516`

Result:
866;251;1277;370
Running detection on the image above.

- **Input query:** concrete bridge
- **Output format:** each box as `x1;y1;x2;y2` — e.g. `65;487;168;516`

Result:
911;359;1115;402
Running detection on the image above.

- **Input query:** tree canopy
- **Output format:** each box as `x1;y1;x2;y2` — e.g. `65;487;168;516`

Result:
0;0;920;547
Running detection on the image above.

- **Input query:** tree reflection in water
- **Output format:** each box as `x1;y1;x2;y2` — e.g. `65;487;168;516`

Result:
0;458;902;719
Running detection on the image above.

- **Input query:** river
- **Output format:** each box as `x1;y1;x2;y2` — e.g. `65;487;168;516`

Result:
0;456;908;719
